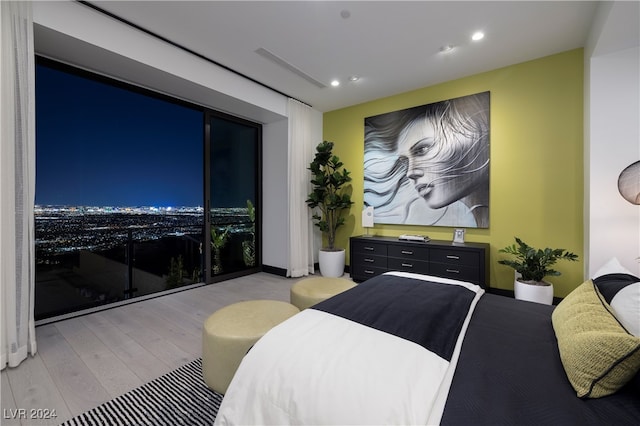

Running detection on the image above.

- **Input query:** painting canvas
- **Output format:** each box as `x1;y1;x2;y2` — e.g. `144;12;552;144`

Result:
363;91;490;228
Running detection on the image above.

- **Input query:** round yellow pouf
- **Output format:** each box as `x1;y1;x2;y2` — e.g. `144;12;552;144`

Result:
202;300;299;394
290;276;357;310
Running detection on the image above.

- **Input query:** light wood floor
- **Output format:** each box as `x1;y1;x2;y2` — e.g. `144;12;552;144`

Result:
1;272;306;425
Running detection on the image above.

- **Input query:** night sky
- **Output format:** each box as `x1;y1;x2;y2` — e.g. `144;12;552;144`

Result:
35;62;203;207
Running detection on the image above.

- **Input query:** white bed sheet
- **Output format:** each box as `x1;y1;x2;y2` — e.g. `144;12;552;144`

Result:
214;272;483;425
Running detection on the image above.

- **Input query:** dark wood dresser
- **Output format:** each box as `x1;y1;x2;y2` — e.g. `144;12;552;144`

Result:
349;235;490;288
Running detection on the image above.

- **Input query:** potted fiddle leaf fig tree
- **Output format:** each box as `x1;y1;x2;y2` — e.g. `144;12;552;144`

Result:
306;140;353;277
498;237;578;305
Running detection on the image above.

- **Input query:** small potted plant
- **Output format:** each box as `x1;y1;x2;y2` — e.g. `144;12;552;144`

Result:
306;141;353;277
498;237;578;305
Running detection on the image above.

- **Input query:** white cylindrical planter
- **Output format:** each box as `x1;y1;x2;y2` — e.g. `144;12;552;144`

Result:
514;279;554;305
318;249;345;278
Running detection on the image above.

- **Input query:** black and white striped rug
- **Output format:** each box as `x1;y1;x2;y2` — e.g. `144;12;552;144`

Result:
61;358;223;426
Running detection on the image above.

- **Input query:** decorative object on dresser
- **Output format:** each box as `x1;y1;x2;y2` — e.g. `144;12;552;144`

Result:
306;141;354;277
498;237;578;305
398;234;429;242
349;235;489;287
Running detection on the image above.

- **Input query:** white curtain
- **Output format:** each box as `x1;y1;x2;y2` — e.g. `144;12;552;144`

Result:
1;0;37;370
287;99;315;277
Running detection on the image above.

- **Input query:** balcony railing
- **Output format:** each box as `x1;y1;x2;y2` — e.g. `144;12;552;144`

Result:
34;208;256;321
35;224;205;320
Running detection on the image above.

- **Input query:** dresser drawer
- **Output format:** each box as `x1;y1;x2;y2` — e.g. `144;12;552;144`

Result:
429;248;478;267
351;264;387;280
388;244;429;261
429;262;479;284
388;257;430;274
351;240;388;256
352;252;387;269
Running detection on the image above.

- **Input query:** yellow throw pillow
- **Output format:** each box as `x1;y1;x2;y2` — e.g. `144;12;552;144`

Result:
551;279;640;398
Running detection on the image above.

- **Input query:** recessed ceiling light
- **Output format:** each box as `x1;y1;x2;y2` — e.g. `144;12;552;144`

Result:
439;45;455;53
348;75;360;82
472;31;485;41
331;80;340;87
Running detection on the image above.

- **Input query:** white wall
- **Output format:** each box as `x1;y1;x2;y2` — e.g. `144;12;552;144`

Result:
585;2;640;276
32;0;322;274
262;119;289;269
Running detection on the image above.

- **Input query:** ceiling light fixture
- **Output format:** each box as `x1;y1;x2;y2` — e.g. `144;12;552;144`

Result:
348;75;360;82
472;31;485;41
439;45;455;53
331;80;340;87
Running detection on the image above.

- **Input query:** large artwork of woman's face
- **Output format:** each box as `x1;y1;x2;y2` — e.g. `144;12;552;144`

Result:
364;92;490;228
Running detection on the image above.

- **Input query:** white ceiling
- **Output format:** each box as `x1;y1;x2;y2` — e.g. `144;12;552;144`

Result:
80;1;602;112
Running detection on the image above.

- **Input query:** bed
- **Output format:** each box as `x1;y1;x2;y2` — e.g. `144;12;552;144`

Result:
214;270;640;425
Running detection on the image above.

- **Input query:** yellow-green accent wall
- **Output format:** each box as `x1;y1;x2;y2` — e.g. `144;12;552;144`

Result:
323;49;584;297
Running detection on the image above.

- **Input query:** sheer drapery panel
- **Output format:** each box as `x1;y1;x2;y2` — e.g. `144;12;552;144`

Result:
287;99;315;277
1;0;37;369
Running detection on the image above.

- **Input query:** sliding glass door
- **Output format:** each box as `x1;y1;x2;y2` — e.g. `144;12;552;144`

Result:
205;112;261;282
34;57;262;322
34;58;205;320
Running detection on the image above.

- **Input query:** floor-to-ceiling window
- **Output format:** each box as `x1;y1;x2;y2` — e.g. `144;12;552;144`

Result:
35;58;261;322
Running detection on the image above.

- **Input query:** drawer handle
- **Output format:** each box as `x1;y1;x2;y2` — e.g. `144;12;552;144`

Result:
364;270;375;274
402;263;413;268
446;269;460;274
364;246;374;251
401;250;413;255
446;255;460;260
364;258;375;263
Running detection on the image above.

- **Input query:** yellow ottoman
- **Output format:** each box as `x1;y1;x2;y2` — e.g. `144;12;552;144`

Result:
202;300;299;394
290;276;357;310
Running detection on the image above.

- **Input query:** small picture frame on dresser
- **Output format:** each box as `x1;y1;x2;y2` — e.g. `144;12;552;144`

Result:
453;228;465;243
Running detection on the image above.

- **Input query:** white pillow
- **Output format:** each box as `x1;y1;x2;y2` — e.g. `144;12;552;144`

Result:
593;257;635;279
593;262;640;337
610;282;640;337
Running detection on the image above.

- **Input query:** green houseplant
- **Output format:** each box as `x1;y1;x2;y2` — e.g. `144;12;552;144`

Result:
498;237;578;304
306;140;353;276
242;199;256;267
211;226;229;275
